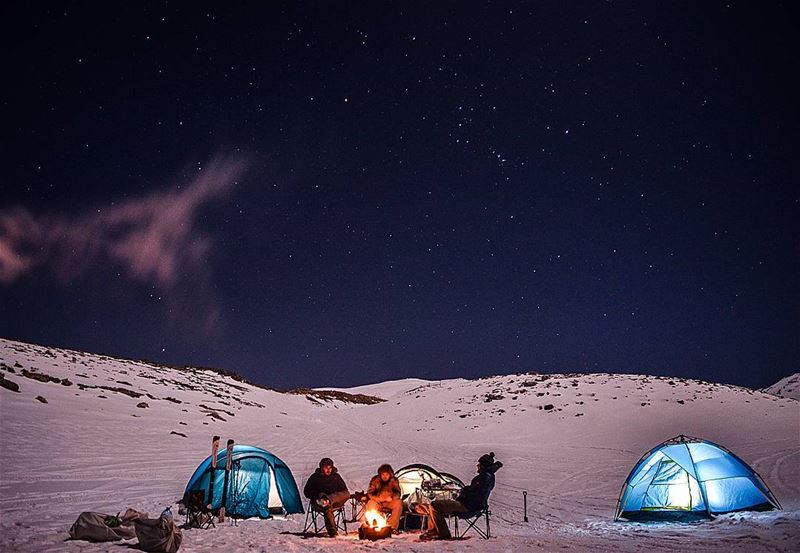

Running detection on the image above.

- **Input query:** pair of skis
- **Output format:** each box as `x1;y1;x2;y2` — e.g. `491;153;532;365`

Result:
207;436;235;522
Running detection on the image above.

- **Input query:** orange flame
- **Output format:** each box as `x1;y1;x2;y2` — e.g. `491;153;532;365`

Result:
363;508;388;529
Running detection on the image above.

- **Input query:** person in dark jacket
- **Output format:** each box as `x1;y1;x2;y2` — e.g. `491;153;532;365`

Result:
303;458;350;537
362;463;403;532
417;452;502;540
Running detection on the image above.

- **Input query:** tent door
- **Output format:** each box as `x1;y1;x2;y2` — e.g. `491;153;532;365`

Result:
642;459;694;511
268;466;283;509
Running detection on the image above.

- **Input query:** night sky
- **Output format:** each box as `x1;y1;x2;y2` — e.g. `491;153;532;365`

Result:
1;2;797;390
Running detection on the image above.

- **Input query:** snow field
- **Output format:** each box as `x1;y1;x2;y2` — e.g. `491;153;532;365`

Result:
1;339;797;551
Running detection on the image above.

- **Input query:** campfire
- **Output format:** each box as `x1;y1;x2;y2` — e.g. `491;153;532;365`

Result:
358;508;391;541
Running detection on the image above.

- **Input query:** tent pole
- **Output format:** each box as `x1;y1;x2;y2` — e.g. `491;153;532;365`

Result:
614;446;656;521
613;483;627;521
683;443;712;518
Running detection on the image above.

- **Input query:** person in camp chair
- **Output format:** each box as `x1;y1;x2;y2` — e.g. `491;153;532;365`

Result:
303;458;350;537
416;452;502;541
362;464;403;533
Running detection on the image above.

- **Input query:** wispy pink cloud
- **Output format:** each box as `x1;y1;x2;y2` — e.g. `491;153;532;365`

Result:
0;156;247;330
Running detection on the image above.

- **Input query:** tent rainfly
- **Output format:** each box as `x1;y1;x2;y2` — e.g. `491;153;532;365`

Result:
183;444;304;518
615;435;781;521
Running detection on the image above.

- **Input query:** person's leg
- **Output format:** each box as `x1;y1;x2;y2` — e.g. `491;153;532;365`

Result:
429;500;450;538
323;490;351;536
322;506;337;536
387;498;403;532
328;490;351;509
360;499;380;526
428;499;466;539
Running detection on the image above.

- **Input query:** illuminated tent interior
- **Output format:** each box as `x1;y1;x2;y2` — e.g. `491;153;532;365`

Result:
395;463;465;499
615;435;781;521
394;463;466;530
183;444;304;518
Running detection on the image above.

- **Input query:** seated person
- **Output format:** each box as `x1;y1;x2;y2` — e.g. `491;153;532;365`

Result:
416;452;502;540
303;457;350;537
362;464;403;533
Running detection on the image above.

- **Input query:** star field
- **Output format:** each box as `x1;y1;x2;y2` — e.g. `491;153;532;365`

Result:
1;2;797;389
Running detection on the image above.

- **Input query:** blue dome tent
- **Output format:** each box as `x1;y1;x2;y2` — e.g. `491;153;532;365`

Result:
615;435;781;521
184;445;304;518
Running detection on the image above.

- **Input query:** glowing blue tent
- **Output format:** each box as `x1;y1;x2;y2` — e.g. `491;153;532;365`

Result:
615;435;781;521
183;445;304;518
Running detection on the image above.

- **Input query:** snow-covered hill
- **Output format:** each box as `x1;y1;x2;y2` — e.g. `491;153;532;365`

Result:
0;338;798;552
762;372;800;401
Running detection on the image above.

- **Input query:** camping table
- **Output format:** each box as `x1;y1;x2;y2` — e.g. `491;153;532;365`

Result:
416;481;461;503
403;482;462;530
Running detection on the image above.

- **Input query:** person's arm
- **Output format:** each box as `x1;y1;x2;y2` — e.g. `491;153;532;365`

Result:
457;474;479;503
333;473;349;494
391;478;402;499
367;476;379;498
460;478;476;495
475;472;491;495
303;474;317;500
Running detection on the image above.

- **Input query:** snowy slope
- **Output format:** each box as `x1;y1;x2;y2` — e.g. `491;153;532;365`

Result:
0;338;798;552
319;377;443;399
762;372;800;401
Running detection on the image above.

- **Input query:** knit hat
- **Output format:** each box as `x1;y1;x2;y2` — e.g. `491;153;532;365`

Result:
478;452;496;468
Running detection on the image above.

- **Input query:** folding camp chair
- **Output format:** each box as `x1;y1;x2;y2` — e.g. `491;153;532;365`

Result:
448;478;494;539
452;506;491;539
185;490;216;529
346;494;365;523
303;499;348;535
